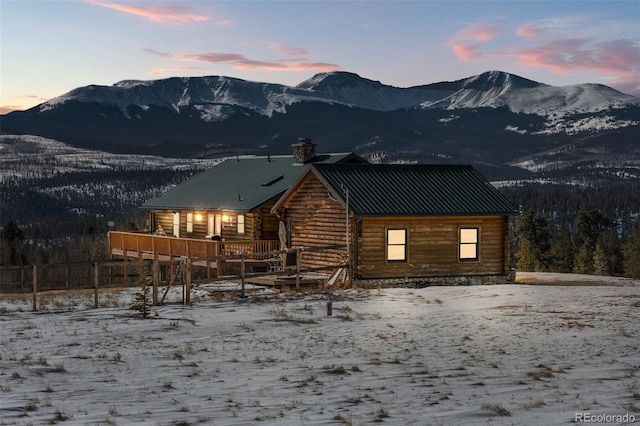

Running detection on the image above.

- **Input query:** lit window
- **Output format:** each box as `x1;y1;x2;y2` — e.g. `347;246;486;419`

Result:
186;213;193;233
459;228;478;260
387;229;407;262
237;214;245;234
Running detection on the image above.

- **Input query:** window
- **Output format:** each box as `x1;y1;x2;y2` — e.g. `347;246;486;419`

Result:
237;214;245;234
387;229;407;262
186;212;193;233
459;228;479;261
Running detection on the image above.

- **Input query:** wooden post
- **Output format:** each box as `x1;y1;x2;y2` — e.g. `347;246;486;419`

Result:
65;265;69;289
152;260;159;306
93;262;99;309
185;259;192;305
123;254;129;286
21;268;25;293
109;252;114;287
215;242;222;277
295;248;301;293
32;264;37;312
240;252;246;298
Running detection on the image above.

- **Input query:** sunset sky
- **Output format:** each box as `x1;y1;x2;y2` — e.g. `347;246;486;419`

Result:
1;0;638;114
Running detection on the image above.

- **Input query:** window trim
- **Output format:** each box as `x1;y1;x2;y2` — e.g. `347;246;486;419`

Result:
386;228;407;263
459;227;479;261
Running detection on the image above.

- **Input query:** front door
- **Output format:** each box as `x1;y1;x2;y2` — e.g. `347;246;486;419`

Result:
207;213;222;237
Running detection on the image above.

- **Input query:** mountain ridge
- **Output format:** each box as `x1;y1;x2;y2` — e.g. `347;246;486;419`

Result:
2;70;639;182
8;70;639;120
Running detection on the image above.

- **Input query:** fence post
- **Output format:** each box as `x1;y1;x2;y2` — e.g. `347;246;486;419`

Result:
152;260;159;306
184;259;192;305
32;264;37;312
240;252;246;298
93;262;99;309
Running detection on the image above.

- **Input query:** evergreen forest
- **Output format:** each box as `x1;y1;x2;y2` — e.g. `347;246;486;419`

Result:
2;168;639;279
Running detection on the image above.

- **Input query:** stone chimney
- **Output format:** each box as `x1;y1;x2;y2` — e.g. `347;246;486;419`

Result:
292;137;317;163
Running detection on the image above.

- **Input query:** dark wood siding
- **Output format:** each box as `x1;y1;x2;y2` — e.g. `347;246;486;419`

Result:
356;215;508;279
153;212;174;236
280;174;348;270
260;202;280;240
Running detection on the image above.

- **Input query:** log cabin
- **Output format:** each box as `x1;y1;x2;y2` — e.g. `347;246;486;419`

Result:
271;163;519;286
108;139;365;269
140;139;364;242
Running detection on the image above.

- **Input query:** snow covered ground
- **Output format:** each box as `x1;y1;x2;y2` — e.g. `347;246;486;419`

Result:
1;275;639;425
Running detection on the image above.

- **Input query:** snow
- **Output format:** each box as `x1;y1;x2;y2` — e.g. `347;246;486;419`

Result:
35;71;640;135
0;135;219;182
1;274;639;425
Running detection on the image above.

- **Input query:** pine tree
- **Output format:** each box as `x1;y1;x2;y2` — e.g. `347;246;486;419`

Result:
130;261;151;319
548;224;574;273
514;211;551;272
573;244;594;275
622;226;640;279
573;210;615;275
592;239;608;276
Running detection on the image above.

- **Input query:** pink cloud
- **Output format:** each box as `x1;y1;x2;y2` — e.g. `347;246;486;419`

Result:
447;22;503;61
454;23;503;43
268;43;308;56
449;43;481;62
90;1;210;23
516;23;543;39
447;19;640;95
516;38;640;77
149;49;340;72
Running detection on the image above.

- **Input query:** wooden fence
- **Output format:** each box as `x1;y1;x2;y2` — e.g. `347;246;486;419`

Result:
0;245;348;312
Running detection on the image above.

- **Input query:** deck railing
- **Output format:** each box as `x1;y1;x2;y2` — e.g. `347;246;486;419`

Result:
108;231;279;260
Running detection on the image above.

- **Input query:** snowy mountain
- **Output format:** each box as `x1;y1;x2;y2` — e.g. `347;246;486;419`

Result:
28;70;640;125
2;70;639;179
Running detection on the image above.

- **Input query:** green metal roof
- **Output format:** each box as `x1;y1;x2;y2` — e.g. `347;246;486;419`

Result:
310;163;518;216
142;153;362;212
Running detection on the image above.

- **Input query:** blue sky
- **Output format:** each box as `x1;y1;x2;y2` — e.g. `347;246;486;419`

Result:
1;0;638;113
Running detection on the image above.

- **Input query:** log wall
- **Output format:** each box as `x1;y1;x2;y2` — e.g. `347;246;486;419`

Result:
151;209;279;241
280;174;348;269
356;215;509;279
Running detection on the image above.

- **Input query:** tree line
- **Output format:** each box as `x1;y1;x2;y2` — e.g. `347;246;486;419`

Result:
514;209;640;279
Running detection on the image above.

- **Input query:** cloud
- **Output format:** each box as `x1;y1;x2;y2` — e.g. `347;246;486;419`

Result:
148;49;340;72
447;22;503;61
267;43;308;56
515;38;640;92
449;44;482;62
89;1;210;24
447;18;640;95
455;23;503;43
516;23;543;39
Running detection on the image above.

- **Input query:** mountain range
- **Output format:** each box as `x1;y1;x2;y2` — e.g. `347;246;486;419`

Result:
2;70;639;181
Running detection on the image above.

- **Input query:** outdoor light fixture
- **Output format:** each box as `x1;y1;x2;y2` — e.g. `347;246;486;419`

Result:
195;213;203;222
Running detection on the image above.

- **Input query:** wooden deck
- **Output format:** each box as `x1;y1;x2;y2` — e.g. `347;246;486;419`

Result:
109;232;278;260
109;231;280;276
